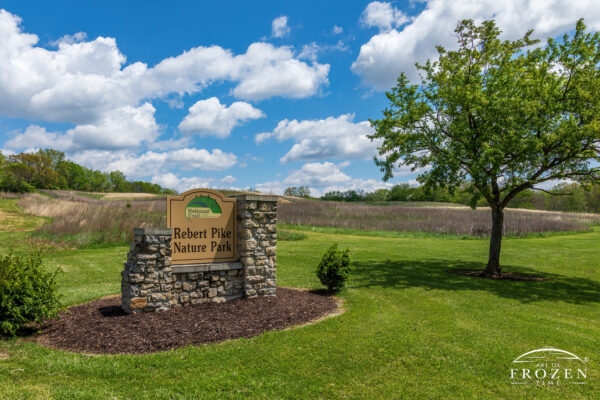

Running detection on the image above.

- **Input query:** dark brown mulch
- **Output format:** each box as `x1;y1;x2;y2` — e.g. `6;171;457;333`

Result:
448;269;549;281
38;288;339;354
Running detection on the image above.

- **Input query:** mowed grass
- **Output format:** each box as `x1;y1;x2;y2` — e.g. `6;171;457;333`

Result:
0;199;599;399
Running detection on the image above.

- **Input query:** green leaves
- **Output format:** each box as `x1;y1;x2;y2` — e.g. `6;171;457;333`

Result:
316;243;352;292
1;149;177;195
0;251;62;336
371;19;600;209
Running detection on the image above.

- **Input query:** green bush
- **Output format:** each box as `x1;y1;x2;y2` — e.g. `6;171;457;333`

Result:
316;243;352;291
0;251;62;336
0;173;34;193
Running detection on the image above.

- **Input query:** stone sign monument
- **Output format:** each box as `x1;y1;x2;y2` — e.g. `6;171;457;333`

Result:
121;190;278;313
167;189;237;264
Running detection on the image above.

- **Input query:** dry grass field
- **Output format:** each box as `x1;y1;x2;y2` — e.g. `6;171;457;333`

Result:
8;191;600;247
38;190;166;202
279;200;600;237
100;192;162;200
17;193;165;245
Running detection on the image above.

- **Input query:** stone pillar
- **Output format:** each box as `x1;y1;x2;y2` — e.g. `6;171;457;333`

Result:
121;195;278;313
236;194;277;298
121;227;173;313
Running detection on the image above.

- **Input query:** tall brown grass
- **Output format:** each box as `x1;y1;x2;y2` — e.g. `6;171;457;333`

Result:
278;200;600;237
0;192;22;199
39;189;166;209
18;194;165;245
15;194;600;247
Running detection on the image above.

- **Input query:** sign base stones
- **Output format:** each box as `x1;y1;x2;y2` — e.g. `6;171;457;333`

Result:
121;192;278;313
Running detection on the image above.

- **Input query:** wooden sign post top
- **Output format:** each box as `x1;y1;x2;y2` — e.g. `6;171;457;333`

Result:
166;189;237;265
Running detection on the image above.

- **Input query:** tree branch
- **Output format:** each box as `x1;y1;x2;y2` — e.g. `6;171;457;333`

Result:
531;187;573;196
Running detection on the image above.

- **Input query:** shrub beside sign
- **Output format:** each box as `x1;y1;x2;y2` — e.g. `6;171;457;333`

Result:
166;189;237;264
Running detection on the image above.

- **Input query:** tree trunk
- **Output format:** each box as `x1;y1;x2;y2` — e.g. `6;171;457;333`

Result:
483;208;504;277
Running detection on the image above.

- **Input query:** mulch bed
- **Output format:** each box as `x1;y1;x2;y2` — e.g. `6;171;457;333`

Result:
37;288;339;354
448;269;549;281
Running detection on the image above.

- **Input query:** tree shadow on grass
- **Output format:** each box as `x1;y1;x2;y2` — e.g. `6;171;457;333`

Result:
351;259;600;304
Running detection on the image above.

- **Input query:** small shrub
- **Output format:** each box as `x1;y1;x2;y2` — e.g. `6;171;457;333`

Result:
0;251;62;336
316;243;352;291
278;230;308;241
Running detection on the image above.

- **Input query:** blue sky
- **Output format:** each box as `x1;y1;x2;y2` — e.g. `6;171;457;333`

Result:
0;1;598;195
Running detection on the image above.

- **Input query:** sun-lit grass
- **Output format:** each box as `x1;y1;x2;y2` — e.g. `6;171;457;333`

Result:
0;198;46;255
277;229;308;241
0;198;598;399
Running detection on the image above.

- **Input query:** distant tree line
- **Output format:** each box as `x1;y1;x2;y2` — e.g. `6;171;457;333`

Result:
0;149;176;194
283;186;311;198
321;185;456;203
321;183;600;214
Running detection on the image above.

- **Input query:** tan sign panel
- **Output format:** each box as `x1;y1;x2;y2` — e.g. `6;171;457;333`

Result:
166;189;237;264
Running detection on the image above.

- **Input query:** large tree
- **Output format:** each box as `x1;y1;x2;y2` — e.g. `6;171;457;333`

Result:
370;19;600;277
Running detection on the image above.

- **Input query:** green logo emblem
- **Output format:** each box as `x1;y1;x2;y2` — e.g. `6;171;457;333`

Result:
185;195;222;219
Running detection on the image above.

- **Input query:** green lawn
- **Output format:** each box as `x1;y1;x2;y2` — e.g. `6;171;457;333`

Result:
0;199;598;399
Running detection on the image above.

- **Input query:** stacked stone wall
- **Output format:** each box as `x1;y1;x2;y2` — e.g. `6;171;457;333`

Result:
171;268;243;305
236;195;278;298
121;228;173;313
121;194;277;313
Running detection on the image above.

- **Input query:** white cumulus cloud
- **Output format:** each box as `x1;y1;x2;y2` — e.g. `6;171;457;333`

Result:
49;31;87;46
144;42;330;101
65;103;159;150
255;114;380;163
66;148;237;179
167;148;238;171
228;42;330;100
0;9;329;151
4;103;159;152
272;16;290;38
298;40;349;62
360;1;409;31
352;0;600;89
219;175;237;185
3;125;71;153
179;97;264;138
284;162;351;186
151;173;212;192
151;173;239;193
255;161;394;197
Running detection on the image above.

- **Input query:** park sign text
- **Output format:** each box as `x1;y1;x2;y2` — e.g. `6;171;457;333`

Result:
166;189;237;264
